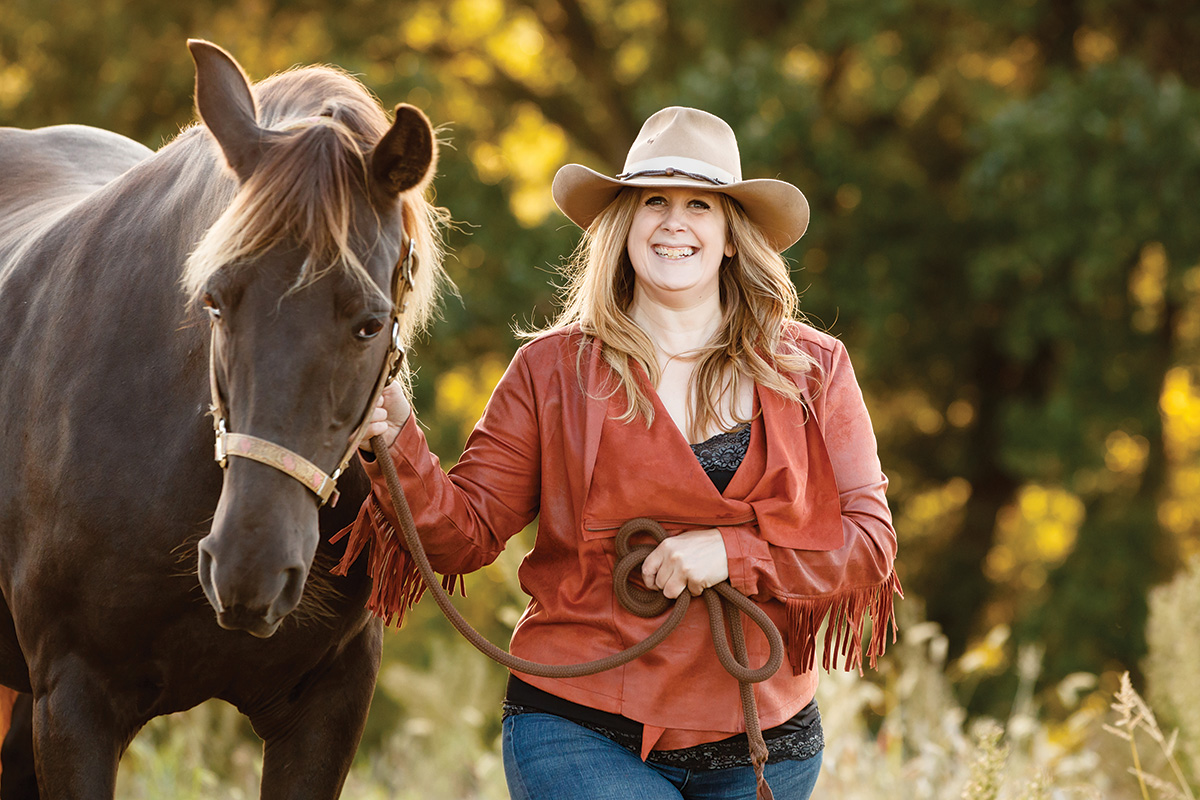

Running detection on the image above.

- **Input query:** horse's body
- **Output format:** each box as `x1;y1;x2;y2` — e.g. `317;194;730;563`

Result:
0;42;443;798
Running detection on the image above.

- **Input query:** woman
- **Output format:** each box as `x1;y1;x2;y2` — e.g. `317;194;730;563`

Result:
348;106;901;799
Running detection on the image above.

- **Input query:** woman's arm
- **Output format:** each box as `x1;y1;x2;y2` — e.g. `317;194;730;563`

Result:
717;338;901;672
334;348;543;622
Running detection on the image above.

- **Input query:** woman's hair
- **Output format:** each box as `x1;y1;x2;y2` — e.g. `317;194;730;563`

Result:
532;187;819;441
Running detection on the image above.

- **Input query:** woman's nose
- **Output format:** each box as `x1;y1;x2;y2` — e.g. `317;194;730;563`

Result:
661;207;686;231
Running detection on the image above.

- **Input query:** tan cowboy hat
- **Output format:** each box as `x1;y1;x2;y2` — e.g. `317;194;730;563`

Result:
552;106;810;252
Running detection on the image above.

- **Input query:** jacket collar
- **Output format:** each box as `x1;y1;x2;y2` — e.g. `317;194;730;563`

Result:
578;336;843;550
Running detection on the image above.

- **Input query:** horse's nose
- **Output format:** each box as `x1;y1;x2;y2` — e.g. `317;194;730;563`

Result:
197;536;308;638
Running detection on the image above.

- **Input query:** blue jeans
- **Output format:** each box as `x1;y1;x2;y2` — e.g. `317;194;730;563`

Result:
503;713;822;800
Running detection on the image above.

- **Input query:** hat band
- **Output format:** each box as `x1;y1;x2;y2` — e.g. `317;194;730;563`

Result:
615;155;739;187
617;167;728;186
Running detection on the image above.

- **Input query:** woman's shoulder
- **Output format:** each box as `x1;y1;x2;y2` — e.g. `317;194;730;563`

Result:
781;319;846;363
514;323;590;370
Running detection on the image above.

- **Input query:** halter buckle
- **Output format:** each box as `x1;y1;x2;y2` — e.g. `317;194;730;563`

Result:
214;417;228;467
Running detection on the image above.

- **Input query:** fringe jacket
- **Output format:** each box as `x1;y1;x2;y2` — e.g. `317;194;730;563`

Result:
335;321;901;756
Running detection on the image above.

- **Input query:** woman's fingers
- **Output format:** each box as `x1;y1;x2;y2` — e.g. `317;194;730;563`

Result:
641;529;729;599
358;383;412;453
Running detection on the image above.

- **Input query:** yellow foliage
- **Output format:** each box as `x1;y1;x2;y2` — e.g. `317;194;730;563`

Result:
612;0;664;31
947;399;976;428
449;0;504;40
898;477;972;544
403;7;446;51
434;356;508;432
986;484;1085;588
449;53;495;84
0;63;30;111
494;105;568;227
954;623;1010;677
614;41;650;83
846;57;875;95
899;76;942;126
1104;430;1150;476
1162;367;1200;455
1074;27;1119;66
986;57;1018;87
469;140;508;184
1130;242;1168;332
1160;367;1200;555
486;15;549;89
781;45;828;85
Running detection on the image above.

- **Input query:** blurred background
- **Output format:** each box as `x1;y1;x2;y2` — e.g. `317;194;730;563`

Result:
3;0;1199;796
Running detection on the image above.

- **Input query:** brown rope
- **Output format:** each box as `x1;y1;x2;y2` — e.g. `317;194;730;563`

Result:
371;435;783;798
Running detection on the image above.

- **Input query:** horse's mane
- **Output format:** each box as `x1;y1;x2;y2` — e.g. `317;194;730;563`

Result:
182;66;448;343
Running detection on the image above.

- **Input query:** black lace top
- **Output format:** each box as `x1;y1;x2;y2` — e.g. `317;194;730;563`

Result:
689;423;752;493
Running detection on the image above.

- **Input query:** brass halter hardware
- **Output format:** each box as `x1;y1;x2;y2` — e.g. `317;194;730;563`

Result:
208;237;418;506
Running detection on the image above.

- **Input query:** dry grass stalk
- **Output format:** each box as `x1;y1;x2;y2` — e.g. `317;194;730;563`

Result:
1104;671;1197;800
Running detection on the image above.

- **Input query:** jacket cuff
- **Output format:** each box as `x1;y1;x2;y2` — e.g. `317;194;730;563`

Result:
717;525;771;598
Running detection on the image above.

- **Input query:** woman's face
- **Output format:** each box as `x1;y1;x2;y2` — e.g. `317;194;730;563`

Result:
626;187;735;308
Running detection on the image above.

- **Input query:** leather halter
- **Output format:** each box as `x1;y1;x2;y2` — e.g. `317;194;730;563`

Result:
208;236;417;507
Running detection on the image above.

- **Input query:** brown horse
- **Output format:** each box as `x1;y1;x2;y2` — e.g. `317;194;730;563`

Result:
0;41;447;797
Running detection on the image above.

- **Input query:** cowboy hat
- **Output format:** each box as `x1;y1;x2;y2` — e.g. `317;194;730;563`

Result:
552;106;810;253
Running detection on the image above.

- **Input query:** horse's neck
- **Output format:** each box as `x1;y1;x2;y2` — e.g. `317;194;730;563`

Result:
111;132;238;271
51;131;238;302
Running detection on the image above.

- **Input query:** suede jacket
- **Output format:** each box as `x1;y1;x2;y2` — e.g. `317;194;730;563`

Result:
336;322;900;755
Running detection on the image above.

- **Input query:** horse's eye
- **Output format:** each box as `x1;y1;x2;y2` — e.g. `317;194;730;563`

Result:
202;292;221;320
355;318;385;340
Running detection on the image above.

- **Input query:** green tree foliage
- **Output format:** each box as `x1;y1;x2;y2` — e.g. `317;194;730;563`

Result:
3;0;1199;717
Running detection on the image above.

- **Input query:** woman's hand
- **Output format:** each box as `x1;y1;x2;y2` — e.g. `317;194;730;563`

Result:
358;381;412;453
641;528;729;599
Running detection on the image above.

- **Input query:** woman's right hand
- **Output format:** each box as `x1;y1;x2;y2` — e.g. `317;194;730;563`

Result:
358;381;412;453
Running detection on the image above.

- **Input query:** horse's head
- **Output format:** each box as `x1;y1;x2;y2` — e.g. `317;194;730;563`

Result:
183;41;446;637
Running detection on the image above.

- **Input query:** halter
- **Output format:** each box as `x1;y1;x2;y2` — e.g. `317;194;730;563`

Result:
208;236;418;507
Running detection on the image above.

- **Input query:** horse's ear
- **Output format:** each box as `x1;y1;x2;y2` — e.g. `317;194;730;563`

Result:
188;39;263;183
369;104;436;206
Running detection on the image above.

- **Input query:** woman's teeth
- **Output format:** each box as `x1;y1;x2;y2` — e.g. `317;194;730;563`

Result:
653;245;695;259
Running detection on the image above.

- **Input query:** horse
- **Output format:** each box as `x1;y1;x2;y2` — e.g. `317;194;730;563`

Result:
0;40;448;797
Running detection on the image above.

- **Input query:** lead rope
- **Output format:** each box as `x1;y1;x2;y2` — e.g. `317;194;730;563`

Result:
369;434;782;799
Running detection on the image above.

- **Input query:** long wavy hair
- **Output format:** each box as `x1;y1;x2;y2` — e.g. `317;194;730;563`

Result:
535;187;819;441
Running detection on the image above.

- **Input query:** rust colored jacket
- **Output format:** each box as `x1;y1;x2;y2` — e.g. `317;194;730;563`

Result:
338;322;900;754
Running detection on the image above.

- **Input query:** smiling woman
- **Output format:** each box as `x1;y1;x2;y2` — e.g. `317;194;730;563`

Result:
348;105;901;800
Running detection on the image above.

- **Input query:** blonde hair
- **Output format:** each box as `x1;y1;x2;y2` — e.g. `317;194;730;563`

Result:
534;188;819;441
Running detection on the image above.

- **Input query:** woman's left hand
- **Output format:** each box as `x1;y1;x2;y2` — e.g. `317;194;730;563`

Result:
641;528;729;599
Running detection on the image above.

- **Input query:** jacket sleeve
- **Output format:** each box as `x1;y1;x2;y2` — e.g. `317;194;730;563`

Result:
331;347;541;626
717;338;901;674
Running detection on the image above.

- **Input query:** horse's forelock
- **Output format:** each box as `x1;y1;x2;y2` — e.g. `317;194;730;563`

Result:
254;66;390;140
182;67;449;329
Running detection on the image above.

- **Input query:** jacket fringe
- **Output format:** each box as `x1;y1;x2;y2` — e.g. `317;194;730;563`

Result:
784;570;903;674
330;497;464;628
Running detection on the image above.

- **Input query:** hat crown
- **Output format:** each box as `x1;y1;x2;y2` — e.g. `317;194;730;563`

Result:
551;106;810;252
622;107;743;184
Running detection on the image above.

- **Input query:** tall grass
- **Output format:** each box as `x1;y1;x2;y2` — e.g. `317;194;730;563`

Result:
1143;557;1200;789
116;563;1200;799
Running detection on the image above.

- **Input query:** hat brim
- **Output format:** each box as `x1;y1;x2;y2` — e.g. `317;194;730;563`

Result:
552;164;810;253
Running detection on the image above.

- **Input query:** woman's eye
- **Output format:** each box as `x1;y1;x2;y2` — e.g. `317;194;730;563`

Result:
356;318;385;340
689;199;711;210
645;196;667;206
202;292;221;320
